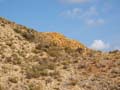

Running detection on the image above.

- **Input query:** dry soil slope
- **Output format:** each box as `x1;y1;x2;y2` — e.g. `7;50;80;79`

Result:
0;17;120;90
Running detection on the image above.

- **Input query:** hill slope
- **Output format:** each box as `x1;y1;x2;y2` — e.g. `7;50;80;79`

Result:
0;17;120;90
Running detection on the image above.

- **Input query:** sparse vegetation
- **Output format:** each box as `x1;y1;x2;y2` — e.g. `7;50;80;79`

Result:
9;77;18;83
29;83;43;90
0;23;5;27
22;32;35;41
26;61;56;79
13;28;21;33
0;17;120;90
26;65;49;78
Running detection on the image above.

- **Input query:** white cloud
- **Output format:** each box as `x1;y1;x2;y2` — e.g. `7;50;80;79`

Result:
61;8;82;18
63;6;98;19
61;7;98;18
90;40;110;50
86;18;105;26
84;7;98;17
60;0;89;4
60;7;105;26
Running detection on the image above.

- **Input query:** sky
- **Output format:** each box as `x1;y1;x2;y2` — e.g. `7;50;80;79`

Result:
0;0;120;51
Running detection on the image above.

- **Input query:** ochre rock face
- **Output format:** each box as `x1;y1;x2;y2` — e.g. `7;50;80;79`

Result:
40;32;85;49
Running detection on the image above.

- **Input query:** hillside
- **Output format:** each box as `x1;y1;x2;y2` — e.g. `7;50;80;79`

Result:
0;17;120;90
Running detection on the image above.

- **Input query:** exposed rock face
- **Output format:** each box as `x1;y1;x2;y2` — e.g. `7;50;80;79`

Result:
0;17;120;90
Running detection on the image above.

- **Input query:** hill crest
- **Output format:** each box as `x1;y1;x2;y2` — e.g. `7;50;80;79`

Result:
0;17;86;50
0;17;119;90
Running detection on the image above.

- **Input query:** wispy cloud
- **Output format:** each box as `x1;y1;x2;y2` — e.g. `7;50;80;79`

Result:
61;7;97;18
90;40;110;50
60;0;90;4
60;6;105;26
86;18;105;26
60;8;82;18
83;7;98;17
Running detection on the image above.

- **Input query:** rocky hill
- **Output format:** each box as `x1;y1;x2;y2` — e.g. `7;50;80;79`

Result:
0;17;120;90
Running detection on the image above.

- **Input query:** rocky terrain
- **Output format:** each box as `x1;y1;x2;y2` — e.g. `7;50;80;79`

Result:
0;17;120;90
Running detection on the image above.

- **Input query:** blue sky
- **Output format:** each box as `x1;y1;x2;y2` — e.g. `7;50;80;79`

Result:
0;0;120;51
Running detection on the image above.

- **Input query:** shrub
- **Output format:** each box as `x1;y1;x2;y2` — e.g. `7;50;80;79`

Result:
64;47;75;54
26;62;56;79
0;23;5;27
68;79;78;86
29;83;43;90
13;28;21;33
35;43;49;50
46;46;63;57
9;77;18;83
47;50;60;57
109;50;119;54
22;32;35;41
13;28;35;42
26;65;49;79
